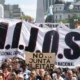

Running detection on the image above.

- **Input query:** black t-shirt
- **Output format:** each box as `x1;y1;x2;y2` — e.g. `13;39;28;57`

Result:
36;75;43;80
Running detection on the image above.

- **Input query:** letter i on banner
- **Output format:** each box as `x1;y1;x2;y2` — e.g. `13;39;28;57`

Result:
11;22;22;48
0;22;8;49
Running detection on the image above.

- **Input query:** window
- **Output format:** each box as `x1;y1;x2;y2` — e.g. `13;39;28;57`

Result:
60;7;61;10
56;15;57;19
68;15;70;18
56;8;57;11
60;15;61;19
74;7;78;10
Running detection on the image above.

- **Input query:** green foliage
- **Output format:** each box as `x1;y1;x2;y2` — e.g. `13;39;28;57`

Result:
61;14;80;29
20;15;33;22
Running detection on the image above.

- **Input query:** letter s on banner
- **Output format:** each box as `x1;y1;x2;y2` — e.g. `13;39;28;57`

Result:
64;32;80;60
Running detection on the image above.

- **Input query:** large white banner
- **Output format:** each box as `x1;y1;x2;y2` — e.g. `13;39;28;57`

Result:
56;25;80;68
0;18;80;68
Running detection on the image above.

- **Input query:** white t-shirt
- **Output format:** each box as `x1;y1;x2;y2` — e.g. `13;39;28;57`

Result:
55;76;64;80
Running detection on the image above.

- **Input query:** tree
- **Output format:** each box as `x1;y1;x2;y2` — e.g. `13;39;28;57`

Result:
61;14;80;29
20;15;34;22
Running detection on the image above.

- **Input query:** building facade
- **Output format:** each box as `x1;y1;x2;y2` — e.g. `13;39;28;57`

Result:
53;0;80;22
4;4;22;19
43;0;55;13
0;0;5;5
0;0;24;19
74;0;80;2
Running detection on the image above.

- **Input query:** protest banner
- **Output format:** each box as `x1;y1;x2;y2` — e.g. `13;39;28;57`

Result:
0;18;80;68
26;52;56;69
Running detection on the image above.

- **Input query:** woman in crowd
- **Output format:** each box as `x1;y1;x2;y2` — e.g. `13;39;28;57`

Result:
1;63;10;80
44;74;52;80
8;64;13;73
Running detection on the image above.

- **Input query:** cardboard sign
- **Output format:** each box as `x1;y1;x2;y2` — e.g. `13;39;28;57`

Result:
26;52;56;69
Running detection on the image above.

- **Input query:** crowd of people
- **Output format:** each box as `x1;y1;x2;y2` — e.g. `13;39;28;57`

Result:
0;58;80;80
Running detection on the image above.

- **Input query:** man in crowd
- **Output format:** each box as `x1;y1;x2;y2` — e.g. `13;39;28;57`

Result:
54;69;64;80
36;69;45;80
64;70;77;80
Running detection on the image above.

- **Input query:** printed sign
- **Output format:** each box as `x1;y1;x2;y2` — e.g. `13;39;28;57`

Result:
26;52;55;69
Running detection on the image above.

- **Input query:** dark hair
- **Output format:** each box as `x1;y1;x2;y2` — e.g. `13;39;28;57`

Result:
36;50;41;53
1;62;8;70
78;67;80;72
21;63;26;72
44;74;52;80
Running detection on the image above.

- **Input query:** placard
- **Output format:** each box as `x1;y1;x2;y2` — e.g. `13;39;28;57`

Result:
26;52;56;69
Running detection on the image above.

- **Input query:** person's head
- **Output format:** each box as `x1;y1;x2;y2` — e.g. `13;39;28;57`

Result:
48;69;53;74
56;69;61;77
67;70;73;79
72;69;77;77
44;74;52;80
30;70;36;78
64;69;68;78
8;65;13;72
1;63;9;72
39;69;45;77
77;67;80;73
17;74;24;80
6;58;12;63
13;63;20;70
21;64;26;72
12;58;19;64
15;68;23;74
